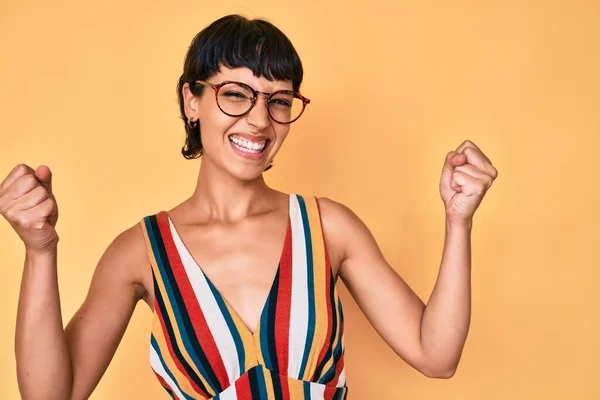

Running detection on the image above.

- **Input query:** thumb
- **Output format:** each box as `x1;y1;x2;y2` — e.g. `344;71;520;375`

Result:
441;151;465;175
34;165;53;195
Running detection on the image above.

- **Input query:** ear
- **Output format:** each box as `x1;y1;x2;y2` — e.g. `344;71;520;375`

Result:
182;82;200;117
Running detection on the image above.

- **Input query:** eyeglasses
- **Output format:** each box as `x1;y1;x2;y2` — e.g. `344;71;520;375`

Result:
192;80;310;124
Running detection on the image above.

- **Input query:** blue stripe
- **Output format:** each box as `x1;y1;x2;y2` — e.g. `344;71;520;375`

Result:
205;277;246;373
151;335;196;400
255;365;269;399
145;217;219;394
297;195;317;379
303;380;312;399
259;284;276;370
318;299;344;384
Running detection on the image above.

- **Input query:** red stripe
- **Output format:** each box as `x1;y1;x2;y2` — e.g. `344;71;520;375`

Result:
155;303;209;398
312;198;335;377
332;301;346;381
324;385;338;400
274;220;293;398
154;372;173;395
157;212;230;390
234;371;253;400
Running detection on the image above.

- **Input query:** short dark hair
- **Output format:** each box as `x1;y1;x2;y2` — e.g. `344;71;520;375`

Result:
177;14;304;161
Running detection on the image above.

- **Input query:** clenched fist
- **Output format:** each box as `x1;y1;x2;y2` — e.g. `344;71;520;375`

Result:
0;164;59;253
440;140;498;225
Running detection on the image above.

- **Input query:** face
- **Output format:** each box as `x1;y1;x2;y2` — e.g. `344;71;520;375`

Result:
183;67;294;181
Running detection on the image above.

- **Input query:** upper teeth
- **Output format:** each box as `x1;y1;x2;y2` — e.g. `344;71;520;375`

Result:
230;135;266;152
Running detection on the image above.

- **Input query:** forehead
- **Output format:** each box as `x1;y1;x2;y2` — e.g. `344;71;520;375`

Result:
212;66;293;92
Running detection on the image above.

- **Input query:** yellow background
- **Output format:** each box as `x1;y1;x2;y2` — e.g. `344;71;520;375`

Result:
1;0;599;398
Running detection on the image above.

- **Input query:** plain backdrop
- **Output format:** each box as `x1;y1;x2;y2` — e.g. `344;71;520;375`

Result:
1;0;599;398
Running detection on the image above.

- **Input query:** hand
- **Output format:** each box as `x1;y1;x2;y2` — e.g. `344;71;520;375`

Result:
439;140;498;225
0;164;59;253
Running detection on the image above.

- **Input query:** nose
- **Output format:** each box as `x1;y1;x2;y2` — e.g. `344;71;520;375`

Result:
245;94;271;130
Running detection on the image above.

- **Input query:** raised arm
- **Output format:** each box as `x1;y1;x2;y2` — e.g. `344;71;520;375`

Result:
319;140;497;378
1;164;150;399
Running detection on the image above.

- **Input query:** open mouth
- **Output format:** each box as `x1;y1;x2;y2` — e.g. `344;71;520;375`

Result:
228;134;270;154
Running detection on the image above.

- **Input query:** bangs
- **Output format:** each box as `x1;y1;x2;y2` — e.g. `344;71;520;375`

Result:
184;16;303;91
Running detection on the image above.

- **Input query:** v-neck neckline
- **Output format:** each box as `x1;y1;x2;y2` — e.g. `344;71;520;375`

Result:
162;194;293;338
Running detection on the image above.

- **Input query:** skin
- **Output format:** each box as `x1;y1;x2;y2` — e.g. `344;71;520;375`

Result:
0;66;497;400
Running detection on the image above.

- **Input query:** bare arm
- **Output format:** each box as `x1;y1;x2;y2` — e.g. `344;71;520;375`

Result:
15;223;149;399
3;164;150;399
64;223;149;399
16;248;73;398
16;223;148;400
318;141;496;379
319;197;469;378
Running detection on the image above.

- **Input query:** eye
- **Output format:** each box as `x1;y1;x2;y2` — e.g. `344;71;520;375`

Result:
270;98;292;107
223;91;251;100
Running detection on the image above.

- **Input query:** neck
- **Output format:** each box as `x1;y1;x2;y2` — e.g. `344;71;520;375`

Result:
188;157;277;222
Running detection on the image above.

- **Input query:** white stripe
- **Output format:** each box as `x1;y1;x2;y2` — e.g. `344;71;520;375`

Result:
336;367;346;387
150;345;188;399
310;381;326;398
169;218;240;384
287;194;310;377
217;379;238;400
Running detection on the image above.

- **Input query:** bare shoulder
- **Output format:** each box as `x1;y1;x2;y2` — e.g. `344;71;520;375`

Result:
316;196;377;278
316;196;363;236
92;219;152;304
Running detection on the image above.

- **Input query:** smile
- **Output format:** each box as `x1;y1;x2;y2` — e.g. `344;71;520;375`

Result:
228;134;268;154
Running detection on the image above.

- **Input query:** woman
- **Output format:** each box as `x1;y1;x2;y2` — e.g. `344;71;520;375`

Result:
1;14;497;400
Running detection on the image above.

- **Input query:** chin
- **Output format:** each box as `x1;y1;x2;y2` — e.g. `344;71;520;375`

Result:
226;162;269;182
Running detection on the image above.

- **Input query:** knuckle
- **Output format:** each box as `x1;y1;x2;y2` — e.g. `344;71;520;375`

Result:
35;185;49;198
22;174;37;187
21;219;36;230
5;207;17;221
16;164;29;173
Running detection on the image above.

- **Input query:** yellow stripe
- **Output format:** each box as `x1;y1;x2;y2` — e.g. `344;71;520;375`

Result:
222;301;258;369
300;197;328;380
152;318;199;397
263;366;276;400
141;218;213;397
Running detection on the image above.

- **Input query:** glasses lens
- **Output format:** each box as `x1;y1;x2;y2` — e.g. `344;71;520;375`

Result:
217;83;254;116
269;91;304;123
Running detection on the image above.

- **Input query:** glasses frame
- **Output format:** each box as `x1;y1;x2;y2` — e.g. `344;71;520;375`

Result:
193;79;311;124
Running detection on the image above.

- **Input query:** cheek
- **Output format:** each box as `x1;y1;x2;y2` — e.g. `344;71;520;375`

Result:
274;126;291;143
201;111;236;145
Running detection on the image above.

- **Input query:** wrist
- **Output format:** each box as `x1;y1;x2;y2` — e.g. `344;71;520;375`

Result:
445;215;473;230
25;244;59;261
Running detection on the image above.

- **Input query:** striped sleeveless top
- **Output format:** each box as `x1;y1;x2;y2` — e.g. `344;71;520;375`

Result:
140;194;348;399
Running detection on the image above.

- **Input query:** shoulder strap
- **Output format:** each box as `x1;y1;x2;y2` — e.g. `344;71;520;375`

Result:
140;212;170;278
292;194;331;276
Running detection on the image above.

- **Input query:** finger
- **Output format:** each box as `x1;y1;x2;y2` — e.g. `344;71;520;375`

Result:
442;151;466;175
15;185;50;211
456;140;493;165
1;164;35;192
8;173;40;199
454;161;497;184
460;147;497;179
34;165;53;195
18;197;55;230
453;170;489;196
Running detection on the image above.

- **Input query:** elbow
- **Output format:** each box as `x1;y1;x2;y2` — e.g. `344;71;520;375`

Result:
420;363;458;379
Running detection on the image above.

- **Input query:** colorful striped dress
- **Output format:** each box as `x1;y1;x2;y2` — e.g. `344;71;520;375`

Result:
141;194;348;399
